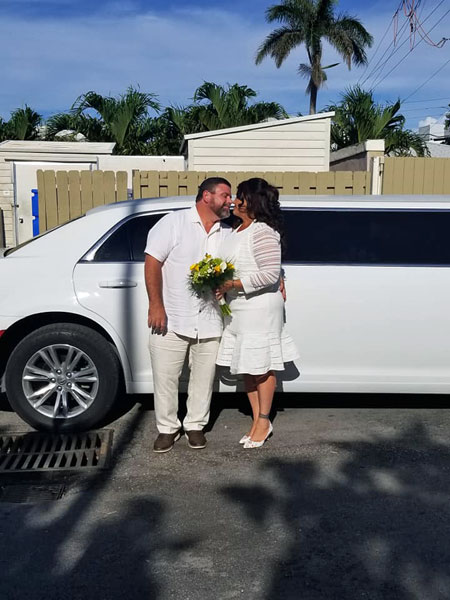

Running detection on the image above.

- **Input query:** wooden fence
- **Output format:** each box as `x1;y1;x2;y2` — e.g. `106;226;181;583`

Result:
34;158;450;235
382;157;450;194
133;170;372;198
36;170;128;233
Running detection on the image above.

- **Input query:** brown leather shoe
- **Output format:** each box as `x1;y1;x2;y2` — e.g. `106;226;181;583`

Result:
184;430;207;449
153;431;181;453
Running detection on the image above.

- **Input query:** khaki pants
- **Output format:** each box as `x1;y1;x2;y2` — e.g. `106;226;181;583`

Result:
149;331;220;434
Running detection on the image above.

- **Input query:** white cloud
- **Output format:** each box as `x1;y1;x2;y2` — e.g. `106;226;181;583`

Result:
418;115;446;128
0;3;448;131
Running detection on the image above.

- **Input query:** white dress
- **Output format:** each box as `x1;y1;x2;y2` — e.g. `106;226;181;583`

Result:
216;221;299;375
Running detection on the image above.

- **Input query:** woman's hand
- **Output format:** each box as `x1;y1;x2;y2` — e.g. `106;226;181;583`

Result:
215;279;235;300
279;277;287;302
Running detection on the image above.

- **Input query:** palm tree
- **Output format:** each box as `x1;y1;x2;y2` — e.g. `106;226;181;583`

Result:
327;86;429;156
151;82;288;155
149;106;204;155
4;106;42;140
45;112;105;142
191;82;288;130
255;0;373;114
0;117;8;142
71;86;160;154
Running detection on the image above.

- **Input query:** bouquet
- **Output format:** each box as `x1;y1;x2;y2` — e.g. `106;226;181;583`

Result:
189;253;235;316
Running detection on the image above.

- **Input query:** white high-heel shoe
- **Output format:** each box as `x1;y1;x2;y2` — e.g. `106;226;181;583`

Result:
239;434;251;444
244;415;273;449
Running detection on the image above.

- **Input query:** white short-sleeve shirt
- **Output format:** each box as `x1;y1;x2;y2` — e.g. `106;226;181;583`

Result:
145;205;232;339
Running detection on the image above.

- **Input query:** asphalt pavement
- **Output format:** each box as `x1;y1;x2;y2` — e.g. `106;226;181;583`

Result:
1;391;450;600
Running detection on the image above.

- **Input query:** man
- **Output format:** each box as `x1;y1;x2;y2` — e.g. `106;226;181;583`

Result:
144;177;233;453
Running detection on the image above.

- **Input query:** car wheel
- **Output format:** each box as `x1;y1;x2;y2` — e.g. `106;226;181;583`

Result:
5;323;121;432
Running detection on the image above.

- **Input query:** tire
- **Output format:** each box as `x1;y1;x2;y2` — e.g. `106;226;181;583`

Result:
5;323;121;432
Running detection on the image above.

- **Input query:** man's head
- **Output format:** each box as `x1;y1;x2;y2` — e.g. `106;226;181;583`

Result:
196;177;232;220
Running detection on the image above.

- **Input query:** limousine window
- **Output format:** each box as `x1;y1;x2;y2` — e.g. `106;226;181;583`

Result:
93;213;167;262
282;209;450;265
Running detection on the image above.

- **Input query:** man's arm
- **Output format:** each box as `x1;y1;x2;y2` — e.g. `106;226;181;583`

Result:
145;254;167;334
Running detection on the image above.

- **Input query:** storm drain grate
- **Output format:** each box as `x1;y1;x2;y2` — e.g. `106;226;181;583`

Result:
0;483;66;503
0;430;113;473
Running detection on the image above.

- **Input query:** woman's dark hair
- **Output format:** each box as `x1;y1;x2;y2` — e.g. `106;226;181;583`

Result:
235;178;285;250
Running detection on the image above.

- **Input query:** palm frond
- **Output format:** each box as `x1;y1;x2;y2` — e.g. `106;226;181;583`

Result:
315;0;337;26
297;63;312;79
247;101;288;123
256;27;304;66
327;16;373;67
266;0;314;24
0;117;8;142
193;82;225;103
7;106;42;140
328;85;426;156
44;113;75;139
386;130;429;157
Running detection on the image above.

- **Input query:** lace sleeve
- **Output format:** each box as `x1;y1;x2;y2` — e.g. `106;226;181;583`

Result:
241;224;281;294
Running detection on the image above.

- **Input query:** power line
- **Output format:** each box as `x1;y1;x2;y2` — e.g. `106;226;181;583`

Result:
362;0;447;89
369;1;448;90
357;10;398;84
401;105;449;111
360;0;444;87
403;96;450;102
359;24;409;87
365;25;411;87
370;6;450;92
359;9;411;86
402;56;450;100
404;0;450;47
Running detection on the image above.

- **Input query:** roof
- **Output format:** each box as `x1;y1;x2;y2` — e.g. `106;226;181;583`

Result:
87;193;450;218
183;112;335;143
426;142;450;158
0;140;115;154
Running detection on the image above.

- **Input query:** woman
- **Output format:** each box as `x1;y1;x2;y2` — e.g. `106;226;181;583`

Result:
215;178;298;449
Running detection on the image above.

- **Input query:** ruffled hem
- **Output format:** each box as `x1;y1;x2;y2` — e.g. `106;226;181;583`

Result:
216;328;299;375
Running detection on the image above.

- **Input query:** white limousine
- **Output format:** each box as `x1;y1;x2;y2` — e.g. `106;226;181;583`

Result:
0;195;449;431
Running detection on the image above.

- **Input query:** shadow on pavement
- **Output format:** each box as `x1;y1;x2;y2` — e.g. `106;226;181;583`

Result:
3;388;450;433
0;391;13;413
222;420;450;600
0;406;198;600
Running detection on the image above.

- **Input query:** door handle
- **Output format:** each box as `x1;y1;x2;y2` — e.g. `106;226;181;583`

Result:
99;280;138;288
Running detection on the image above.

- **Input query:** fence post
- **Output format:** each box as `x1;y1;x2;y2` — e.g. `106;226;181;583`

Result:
0;208;5;248
371;156;384;195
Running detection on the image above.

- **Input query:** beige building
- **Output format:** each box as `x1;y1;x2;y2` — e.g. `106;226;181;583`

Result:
182;112;334;172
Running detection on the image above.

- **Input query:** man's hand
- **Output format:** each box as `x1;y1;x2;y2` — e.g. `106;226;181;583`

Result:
148;304;168;335
145;255;167;334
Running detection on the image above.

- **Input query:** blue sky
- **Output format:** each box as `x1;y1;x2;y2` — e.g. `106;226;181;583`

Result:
0;0;449;131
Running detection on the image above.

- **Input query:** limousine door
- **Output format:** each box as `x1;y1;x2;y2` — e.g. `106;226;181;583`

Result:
282;207;450;392
73;212;169;389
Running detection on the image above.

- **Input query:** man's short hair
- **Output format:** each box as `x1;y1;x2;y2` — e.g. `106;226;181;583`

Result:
196;177;231;202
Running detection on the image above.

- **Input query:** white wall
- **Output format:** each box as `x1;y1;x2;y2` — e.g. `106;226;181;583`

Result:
0;140;113;247
0;142;184;247
187;117;331;172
